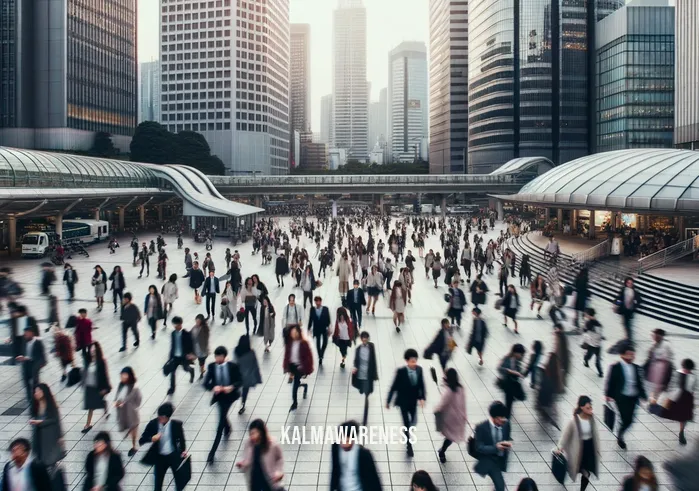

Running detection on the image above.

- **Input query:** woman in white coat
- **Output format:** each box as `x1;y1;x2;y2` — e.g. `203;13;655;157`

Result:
556;395;600;491
160;273;179;328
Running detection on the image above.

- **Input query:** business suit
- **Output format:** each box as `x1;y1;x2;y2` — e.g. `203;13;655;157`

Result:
63;269;78;301
605;361;647;442
615;287;642;342
19;337;46;405
201;275;220;319
345;287;366;329
387;366;425;448
2;459;51;491
168;330;195;392
330;443;382;491
473;420;512;491
83;450;125;491
204;361;241;461
9;316;38;360
139;418;187;491
307;305;331;362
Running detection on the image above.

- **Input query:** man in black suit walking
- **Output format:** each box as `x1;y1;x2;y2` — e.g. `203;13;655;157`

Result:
16;325;46;405
8;305;38;363
167;316;195;395
330;420;382;491
605;342;647;449
203;346;241;464
202;270;220;323
139;403;188;491
2;438;51;491
386;348;425;457
473;401;512;491
307;296;331;365
345;279;366;329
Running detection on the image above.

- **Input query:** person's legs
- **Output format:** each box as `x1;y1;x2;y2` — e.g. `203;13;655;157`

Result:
487;467;506;491
208;400;232;461
131;324;140;345
153;457;168;491
149;317;156;338
169;359;179;392
121;324;128;349
291;367;301;406
505;390;515;419
624;314;633;343
245;306;252;334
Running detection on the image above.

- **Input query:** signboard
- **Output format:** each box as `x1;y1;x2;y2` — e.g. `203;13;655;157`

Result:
408;99;421;109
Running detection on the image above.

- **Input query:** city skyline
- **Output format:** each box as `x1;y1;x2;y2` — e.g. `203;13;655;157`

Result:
137;0;428;133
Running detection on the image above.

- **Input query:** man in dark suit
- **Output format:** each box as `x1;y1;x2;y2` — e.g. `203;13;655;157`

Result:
8;305;38;363
473;401;512;491
201;270;220;322
2;438;51;491
139;403;188;491
203;346;241;464
330;420;382;491
345;279;366;329
16;325;46;405
167;316;195;395
615;277;642;343
119;292;141;352
62;263;78;302
353;331;378;426
386;348;425;457
307;295;331;365
605;342;647;449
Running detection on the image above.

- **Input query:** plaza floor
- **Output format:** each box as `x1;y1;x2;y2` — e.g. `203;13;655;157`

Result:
0;218;695;491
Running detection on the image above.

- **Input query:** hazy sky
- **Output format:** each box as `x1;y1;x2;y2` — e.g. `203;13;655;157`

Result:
137;0;429;132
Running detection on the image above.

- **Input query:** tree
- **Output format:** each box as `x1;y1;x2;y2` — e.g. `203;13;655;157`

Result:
174;131;212;165
130;121;173;164
90;131;118;157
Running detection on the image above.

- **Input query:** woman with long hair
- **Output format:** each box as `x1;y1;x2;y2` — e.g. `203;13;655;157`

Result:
29;383;66;468
622;456;658;491
144;284;164;340
82;341;111;433
557;395;600;491
161;273;178;327
251;274;269;303
114;367;142;457
108;265;125;314
234;335;262;415
389;280;407;333
434;368;467;464
242;277;259;335
92;265;107;311
283;325;314;412
652;358;695;445
502;284;520;333
530;274;547;319
191;314;211;379
220;280;238;325
235;419;285;490
260;296;276;352
83;431;125;491
365;264;383;315
300;265;316;309
497;343;526;419
410;470;439;491
332;307;355;368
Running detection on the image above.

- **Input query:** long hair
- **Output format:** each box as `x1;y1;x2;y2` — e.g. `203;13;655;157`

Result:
632;456;658;491
410;470;438;491
575;395;592;416
336;307;349;323
444;368;461;392
32;383;59;419
234;335;251;358
249;418;270;452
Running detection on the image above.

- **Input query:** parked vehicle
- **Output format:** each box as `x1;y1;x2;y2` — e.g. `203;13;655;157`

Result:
21;219;109;257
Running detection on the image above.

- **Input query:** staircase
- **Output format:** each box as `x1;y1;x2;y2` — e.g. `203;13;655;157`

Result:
637;236;698;273
509;233;699;333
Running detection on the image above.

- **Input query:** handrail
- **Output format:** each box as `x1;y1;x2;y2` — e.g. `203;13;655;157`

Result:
637;237;698;273
207;174;531;187
571;239;610;265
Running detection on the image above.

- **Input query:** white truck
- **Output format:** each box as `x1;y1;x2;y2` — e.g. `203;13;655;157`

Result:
21;219;109;257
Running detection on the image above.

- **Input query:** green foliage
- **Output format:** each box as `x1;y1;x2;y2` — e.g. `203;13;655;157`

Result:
89;131;118;157
292;160;428;175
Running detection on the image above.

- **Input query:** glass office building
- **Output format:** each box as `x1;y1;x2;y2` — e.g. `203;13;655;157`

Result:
596;1;674;152
674;0;699;149
468;0;624;174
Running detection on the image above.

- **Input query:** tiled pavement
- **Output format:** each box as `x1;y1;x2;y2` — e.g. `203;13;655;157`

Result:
0;218;695;491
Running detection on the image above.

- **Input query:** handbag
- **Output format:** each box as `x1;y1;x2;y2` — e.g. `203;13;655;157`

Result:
67;367;82;387
221;297;229;305
603;402;616;431
551;451;567;484
163;359;177;377
236;308;246;322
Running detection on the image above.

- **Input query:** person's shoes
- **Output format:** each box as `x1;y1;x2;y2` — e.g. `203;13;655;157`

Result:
288;376;293;384
206;315;210;320
206;454;215;465
190;371;195;383
340;361;345;369
199;372;204;380
406;445;414;457
151;333;155;340
680;432;687;445
598;372;604;378
617;438;627;449
289;403;298;412
61;373;67;382
81;426;93;434
119;347;126;352
396;326;401;333
167;388;175;395
128;448;137;457
438;449;447;463
224;425;231;437
238;405;246;415
583;360;589;368
113;308;117;313
138;275;142;279
536;314;543;320
303;386;308;399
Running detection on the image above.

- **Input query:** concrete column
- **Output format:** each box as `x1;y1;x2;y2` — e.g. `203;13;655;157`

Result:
589;210;596;239
441;196;447;219
8;216;16;256
254;195;261;208
678;216;686;240
496;200;504;221
157;205;163;223
94;209;100;221
544;208;550;222
191;216;196;231
557;209;563;231
118;208;125;232
55;214;63;240
379;195;385;216
139;206;145;227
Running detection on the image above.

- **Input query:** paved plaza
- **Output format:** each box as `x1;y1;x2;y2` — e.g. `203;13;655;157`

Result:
0;218;695;491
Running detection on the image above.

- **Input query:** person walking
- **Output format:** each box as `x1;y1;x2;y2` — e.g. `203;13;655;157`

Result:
446;280;467;329
202;270;221;323
41;264;56;296
62;263;78;302
144;285;164;340
300;265;316;309
329;420;382;491
283;325;314;412
235;419;285;491
365;265;383;315
332;307;355;369
386;349;426;457
220;280;238;325
204;345;242;464
530;274;547;319
581;308;604;377
191;314;211;380
497;344;526;419
119;292;141;352
83;431;126;491
138;403;188;491
92;265;107;312
336;253;352;301
434;368;468;463
281;294;304;339
651;358;695;445
82;341;111;434
644;328;674;399
573;267;589;329
30;383;66;469
109;266;125;314
166;316;195;395
114;366;142;457
470;274;488;308
473;401;512;491
74;308;93;367
388;280;407;333
188;261;205;305
2;438;51;491
242;278;259;335
161;274;178;327
307;295;331;366
424;318;456;371
183;247;193;278
260;296;276;352
518;254;531;287
605;342;647;449
467;307;489;366
233;335;262;415
352;331;378;426
17;325;46;405
275;252;289;287
621;456;658;491
52;323;74;382
615;277;641;343
9;305;38;362
138;243;150;279
345;279;366;330
556;395;600;491
502;284;520;333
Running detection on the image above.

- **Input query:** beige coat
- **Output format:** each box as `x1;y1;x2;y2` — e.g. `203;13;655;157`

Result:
240;437;285;490
336;258;352;283
115;384;142;432
557;415;600;481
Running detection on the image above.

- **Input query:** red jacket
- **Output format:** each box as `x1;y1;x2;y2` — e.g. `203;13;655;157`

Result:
74;317;93;350
283;339;314;376
54;332;74;364
332;318;355;341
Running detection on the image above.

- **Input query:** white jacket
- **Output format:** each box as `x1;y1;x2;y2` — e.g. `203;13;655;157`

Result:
282;304;304;327
161;282;179;304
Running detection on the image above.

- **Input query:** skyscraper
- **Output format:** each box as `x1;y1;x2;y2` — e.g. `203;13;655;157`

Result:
368;88;387;151
159;0;290;175
332;0;368;161
140;61;162;123
320;93;334;145
675;0;699;149
290;23;311;167
428;0;468;174
388;42;428;163
0;0;137;152
467;0;624;174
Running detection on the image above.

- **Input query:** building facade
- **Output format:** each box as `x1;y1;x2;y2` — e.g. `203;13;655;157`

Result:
675;0;699;149
140;61;162;123
159;0;290;175
368;87;387;152
332;0;368;161
388;42;428;163
290;23;311;168
320;93;333;145
467;0;625;174
428;0;468;174
300;141;327;171
0;0;138;152
596;0;674;153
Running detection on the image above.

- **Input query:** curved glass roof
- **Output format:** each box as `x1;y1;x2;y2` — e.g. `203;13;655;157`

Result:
489;157;554;176
0;147;159;188
510;149;699;213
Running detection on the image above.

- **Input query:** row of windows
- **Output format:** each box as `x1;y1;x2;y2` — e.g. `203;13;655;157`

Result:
161;91;232;101
162;0;232;12
163;101;232;110
163;112;231;121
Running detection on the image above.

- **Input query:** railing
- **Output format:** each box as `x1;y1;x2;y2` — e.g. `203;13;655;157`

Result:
571;239;611;265
637;237;698;273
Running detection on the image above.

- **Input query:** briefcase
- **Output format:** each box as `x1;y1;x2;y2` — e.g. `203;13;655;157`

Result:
467;435;477;458
604;403;616;431
66;367;82;387
174;455;192;489
551;451;567;484
163;359;177;377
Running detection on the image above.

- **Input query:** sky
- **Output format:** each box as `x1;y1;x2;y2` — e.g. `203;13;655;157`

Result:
137;0;429;132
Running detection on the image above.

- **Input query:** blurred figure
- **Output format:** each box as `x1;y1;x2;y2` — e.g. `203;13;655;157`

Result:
83;431;125;491
410;470;437;491
516;478;538;491
497;344;526;418
114;367;142;457
650;358;695;445
622;456;658;491
605;343;647;449
434;368;468;463
644;328;674;399
235;419;285;491
2;438;51;490
30;383;66;469
473;401;512;491
556;396;600;491
330;420;382;491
